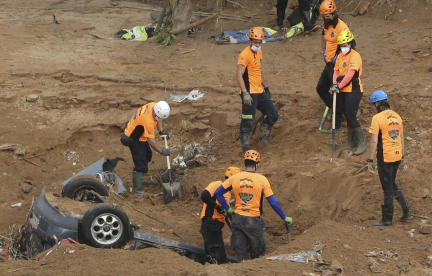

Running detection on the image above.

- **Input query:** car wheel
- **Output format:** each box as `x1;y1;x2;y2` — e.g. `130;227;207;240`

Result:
80;204;131;248
62;177;109;202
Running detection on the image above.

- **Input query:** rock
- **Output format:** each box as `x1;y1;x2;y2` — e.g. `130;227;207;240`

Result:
406;136;413;141
428;66;432;72
21;183;33;194
426;255;432;267
330;260;344;272
26;94;39;102
368;257;382;273
108;101;119;108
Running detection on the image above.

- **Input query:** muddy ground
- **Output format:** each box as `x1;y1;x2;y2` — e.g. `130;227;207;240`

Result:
0;0;432;275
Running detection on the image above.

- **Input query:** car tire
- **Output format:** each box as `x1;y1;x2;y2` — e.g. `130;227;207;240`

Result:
62;177;109;202
80;204;132;248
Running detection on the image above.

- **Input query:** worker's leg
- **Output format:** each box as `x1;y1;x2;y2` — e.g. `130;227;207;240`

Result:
372;159;394;226
129;141;149;195
344;92;365;155
242;216;266;260
256;93;279;147
240;94;258;153
200;218;228;264
392;161;412;221
276;0;289;28
231;215;249;263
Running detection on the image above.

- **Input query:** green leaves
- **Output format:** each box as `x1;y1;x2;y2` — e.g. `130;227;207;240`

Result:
155;26;177;46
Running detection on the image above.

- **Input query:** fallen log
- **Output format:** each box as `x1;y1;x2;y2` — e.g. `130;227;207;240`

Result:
171;13;220;36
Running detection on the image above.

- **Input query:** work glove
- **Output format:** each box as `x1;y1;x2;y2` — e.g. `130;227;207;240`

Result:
242;91;253;106
331;54;338;63
399;157;407;171
328;84;339;95
161;148;171;156
264;87;271;99
284;217;293;233
322;49;326;63
367;159;377;173
215;205;227;216
227;207;235;215
159;130;171;140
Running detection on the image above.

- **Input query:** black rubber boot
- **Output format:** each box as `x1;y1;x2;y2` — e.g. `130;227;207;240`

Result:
302;11;319;34
277;10;285;29
258;122;273;148
133;171;144;195
395;195;412;221
341;127;356;151
240;133;251;153
352;127;366;155
372;204;393;226
322;112;342;133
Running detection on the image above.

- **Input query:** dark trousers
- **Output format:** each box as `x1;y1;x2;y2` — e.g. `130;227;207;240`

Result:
338;92;363;128
277;0;288;26
231;214;266;263
298;0;312;11
316;63;342;110
129;140;152;173
377;159;402;206
200;218;227;264
240;93;279;133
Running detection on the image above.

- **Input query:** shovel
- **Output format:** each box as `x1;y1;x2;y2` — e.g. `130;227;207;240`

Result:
161;135;180;204
331;91;339;150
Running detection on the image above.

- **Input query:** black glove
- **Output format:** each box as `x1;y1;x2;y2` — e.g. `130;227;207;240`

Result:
161;148;170;156
215;205;227;216
159;130;170;140
264;87;271;99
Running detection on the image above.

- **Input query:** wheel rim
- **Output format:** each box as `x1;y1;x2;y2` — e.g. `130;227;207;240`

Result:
90;213;123;245
74;188;104;203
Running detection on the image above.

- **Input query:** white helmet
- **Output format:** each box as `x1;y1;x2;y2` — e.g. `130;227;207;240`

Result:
154;101;170;121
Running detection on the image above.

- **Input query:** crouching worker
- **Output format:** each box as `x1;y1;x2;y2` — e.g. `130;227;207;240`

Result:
214;150;292;262
200;167;242;264
120;101;171;195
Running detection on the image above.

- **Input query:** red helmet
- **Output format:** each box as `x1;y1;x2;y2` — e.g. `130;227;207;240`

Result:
225;167;242;178
244;150;261;162
248;27;264;41
320;0;337;15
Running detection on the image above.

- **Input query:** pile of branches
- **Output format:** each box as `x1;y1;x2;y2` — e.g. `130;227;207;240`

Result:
0;224;29;260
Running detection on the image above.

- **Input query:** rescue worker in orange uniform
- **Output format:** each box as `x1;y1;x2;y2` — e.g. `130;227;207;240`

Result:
237;27;279;153
329;30;365;155
316;0;349;133
199;167;242;264
120;101;171;195
367;90;411;226
214;150;292;262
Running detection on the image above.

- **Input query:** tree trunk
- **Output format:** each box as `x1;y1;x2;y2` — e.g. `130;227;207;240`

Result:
172;0;196;38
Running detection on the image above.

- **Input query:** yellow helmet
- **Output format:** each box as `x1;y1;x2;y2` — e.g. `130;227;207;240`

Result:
337;30;355;44
225;166;242;178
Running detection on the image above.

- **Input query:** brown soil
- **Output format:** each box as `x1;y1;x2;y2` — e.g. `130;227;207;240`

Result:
1;0;432;275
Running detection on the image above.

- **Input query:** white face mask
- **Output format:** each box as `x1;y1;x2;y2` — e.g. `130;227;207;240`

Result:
341;46;351;55
251;45;261;52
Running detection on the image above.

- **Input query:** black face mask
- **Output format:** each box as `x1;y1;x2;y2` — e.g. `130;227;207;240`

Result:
324;18;335;26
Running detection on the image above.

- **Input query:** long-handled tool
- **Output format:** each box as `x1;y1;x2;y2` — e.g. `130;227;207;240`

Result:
318;106;329;131
331;92;338;149
162;136;180;204
286;222;292;243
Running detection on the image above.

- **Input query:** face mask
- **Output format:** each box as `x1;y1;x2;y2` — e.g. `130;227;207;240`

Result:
251;45;261;52
324;18;334;26
341;46;351;55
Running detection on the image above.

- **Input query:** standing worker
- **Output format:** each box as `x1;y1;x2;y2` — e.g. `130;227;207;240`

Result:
120;101;171;195
316;0;348;133
276;0;289;29
199;167;242;264
329;30;365;155
237;27;279;153
367;90;411;226
214;150;292;263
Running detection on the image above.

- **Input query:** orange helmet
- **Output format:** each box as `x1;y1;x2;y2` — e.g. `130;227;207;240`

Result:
248;27;264;41
244;150;261;162
320;0;337;15
225;166;242;178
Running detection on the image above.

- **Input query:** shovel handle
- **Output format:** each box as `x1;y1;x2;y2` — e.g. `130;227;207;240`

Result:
318;106;329;131
332;92;336;130
162;135;171;170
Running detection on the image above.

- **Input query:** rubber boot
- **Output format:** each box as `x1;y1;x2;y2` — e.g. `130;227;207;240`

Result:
276;10;285;29
258;122;272;148
322;111;342;133
133;171;144;195
240;133;251;153
372;204;393;226
341;127;356;151
302;11;319;34
352;127;366;155
395;195;412;221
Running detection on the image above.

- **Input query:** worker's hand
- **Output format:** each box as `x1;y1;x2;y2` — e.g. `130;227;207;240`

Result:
227;207;235;215
159;130;170;140
161;148;171;156
322;49;326;63
331;54;338;63
328;84;339;94
399;158;407;171
215;205;227;216
242;91;253;106
367;159;376;173
284;217;293;233
264;87;271;99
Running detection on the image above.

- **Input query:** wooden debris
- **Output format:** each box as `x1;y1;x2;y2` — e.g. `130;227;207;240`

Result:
358;1;371;15
171;13;220;36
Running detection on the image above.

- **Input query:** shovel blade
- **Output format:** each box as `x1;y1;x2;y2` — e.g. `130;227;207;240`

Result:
162;182;181;204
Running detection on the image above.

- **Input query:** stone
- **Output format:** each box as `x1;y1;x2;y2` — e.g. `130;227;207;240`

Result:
21;183;33;194
26;94;39;102
417;223;432;234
